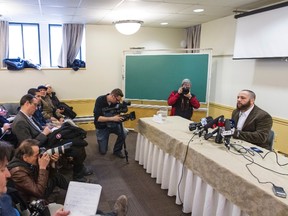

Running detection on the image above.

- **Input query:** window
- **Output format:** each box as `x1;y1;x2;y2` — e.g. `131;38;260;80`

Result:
8;23;41;64
49;24;62;67
49;24;86;67
8;23;86;68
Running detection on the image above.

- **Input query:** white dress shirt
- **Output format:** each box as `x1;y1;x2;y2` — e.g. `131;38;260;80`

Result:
237;105;254;130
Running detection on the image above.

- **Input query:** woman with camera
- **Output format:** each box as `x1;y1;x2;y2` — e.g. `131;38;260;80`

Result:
167;78;200;120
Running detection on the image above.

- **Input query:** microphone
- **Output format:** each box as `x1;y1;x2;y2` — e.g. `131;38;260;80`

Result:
203;115;224;130
189;116;213;137
204;115;224;143
222;119;234;149
204;127;219;140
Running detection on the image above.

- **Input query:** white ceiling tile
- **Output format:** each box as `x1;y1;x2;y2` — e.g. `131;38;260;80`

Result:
0;0;285;27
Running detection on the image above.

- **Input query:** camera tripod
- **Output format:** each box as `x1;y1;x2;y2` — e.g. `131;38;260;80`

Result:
119;122;129;163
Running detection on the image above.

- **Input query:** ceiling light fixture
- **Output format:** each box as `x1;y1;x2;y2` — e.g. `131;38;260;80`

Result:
193;8;204;13
113;20;144;35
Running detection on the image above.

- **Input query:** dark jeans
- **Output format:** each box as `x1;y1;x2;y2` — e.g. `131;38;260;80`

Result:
96;123;127;154
44;172;68;198
65;146;87;178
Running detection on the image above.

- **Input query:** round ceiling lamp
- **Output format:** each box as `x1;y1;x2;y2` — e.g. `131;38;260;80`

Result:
113;20;144;35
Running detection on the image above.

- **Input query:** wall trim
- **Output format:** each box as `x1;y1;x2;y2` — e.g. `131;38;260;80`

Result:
209;102;288;126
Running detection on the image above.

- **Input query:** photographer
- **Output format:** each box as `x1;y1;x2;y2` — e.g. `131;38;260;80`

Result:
11;94;90;182
167;78;200;120
1;141;128;216
7;139;68;203
93;88;128;158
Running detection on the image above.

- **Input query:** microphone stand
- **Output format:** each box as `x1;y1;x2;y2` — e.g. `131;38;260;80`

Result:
224;137;231;150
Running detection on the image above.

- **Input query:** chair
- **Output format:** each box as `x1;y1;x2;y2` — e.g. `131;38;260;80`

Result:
267;130;275;151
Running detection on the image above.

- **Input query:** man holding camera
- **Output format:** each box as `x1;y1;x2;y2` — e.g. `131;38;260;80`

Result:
8;139;68;203
167;78;200;120
93;88;128;158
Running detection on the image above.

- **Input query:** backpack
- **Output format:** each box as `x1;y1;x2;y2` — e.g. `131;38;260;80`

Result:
47;122;88;148
58;102;77;119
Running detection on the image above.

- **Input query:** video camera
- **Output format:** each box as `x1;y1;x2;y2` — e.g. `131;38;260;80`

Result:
40;142;72;156
103;100;136;122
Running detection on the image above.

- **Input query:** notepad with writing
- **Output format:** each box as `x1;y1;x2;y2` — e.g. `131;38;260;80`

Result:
63;181;102;216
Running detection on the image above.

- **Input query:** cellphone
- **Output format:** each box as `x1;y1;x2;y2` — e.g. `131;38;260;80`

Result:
272;185;287;198
250;146;263;153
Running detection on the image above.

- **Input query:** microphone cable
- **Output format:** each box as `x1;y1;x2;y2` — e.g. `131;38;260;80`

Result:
178;133;197;215
229;143;288;187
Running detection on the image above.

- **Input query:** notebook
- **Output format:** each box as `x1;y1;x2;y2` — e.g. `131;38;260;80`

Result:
63;181;102;216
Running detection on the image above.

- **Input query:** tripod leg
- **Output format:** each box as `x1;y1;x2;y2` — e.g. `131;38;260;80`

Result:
120;123;129;163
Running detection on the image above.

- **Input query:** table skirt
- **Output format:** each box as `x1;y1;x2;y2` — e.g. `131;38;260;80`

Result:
135;133;248;216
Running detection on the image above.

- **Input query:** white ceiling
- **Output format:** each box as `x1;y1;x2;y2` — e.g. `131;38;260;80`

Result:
0;0;286;28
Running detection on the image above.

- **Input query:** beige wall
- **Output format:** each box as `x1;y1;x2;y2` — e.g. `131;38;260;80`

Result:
1;16;287;153
0;25;186;103
201;15;288;154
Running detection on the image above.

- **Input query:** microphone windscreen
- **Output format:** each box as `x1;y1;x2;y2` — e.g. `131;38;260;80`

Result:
224;119;231;131
204;115;224;130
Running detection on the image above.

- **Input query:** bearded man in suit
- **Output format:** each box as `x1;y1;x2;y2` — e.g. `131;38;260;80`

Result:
231;89;273;150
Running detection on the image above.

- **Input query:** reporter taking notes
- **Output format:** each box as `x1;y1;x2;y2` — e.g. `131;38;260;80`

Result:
167;78;200;120
231;89;273;150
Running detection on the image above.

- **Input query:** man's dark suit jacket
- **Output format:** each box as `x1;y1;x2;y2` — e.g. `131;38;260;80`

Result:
11;111;47;146
231;105;273;149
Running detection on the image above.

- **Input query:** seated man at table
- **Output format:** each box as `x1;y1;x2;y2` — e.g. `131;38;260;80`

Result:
231;89;273;149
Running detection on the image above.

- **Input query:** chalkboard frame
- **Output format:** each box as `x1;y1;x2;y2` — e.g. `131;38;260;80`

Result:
123;50;212;105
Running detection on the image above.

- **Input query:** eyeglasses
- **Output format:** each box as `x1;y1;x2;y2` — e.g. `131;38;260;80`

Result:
113;95;121;103
30;102;38;107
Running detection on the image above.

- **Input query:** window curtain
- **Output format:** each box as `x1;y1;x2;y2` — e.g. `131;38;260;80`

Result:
58;24;84;68
0;21;9;68
186;24;201;53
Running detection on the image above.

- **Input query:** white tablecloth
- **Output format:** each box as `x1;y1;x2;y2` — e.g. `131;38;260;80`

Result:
135;133;247;216
134;116;288;216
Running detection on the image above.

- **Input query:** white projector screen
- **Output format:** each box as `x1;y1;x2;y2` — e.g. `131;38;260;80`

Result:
233;3;288;59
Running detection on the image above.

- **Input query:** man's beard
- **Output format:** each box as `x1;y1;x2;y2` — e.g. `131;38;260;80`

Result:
237;100;251;111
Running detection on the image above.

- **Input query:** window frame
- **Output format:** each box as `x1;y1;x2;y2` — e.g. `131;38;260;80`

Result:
8;22;41;64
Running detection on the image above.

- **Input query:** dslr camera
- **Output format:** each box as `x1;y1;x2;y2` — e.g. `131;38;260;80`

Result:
29;199;50;216
39;142;72;156
182;87;190;95
103;100;136;122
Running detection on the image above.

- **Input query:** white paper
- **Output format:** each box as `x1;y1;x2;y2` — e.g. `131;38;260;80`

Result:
64;181;102;216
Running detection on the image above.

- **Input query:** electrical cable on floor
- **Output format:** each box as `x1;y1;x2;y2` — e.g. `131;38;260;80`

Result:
177;133;197;216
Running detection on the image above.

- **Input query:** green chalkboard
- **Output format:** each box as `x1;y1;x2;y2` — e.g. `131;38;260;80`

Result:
125;53;209;103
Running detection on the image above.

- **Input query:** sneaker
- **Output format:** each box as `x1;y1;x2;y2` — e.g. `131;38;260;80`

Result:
113;152;125;159
113;195;128;216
